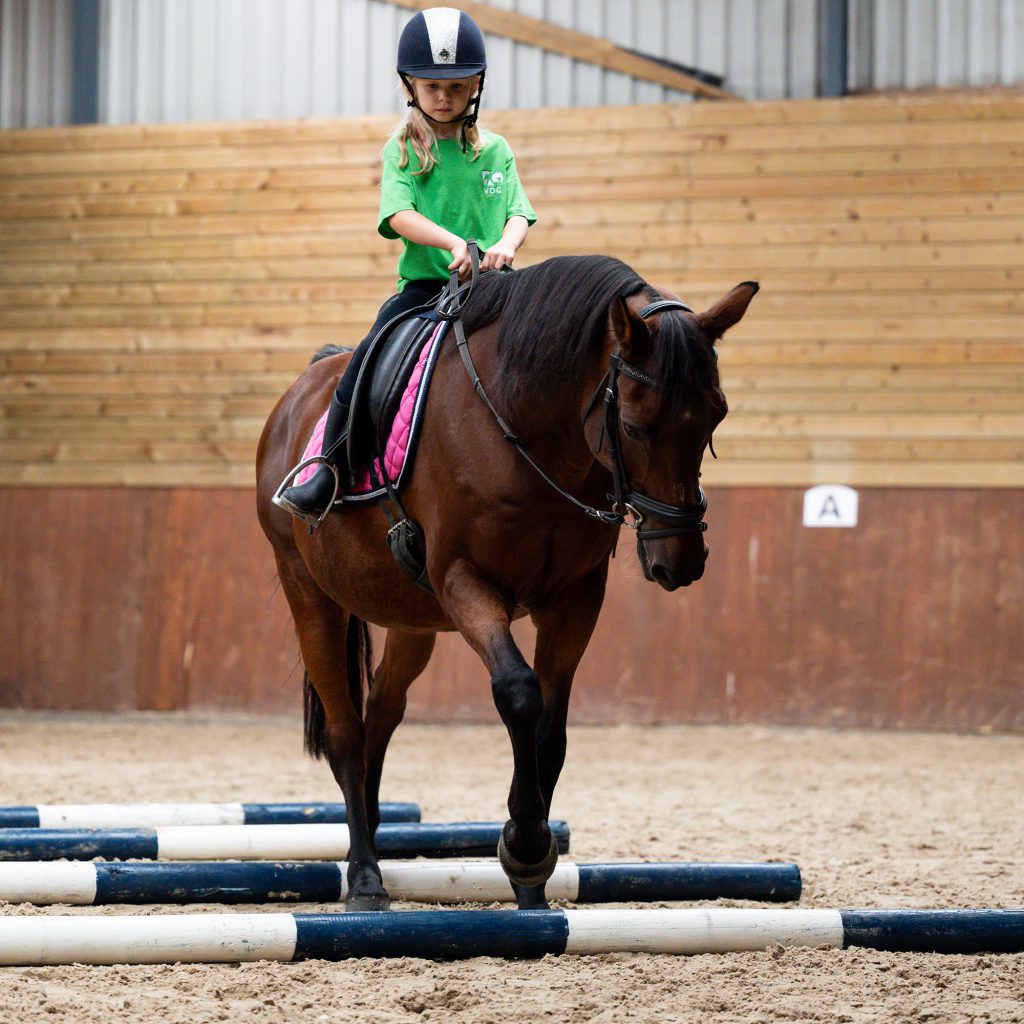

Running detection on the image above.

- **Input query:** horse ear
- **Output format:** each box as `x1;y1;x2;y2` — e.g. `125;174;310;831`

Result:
696;281;760;343
608;296;652;360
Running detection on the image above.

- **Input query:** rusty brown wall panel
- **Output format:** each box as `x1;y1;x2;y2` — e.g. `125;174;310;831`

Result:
1;487;1021;731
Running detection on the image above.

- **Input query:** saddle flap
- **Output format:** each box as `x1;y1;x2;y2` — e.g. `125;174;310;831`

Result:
347;312;441;471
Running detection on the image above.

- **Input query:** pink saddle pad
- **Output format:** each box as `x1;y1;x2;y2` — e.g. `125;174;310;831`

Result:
295;321;443;495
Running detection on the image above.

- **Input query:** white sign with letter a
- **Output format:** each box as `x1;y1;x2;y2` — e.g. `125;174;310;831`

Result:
803;485;858;528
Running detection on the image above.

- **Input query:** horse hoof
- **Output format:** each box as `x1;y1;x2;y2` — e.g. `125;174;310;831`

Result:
344;891;391;912
511;882;550;910
498;825;559;888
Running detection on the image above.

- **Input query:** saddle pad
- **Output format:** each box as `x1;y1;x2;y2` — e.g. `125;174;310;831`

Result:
295;320;446;502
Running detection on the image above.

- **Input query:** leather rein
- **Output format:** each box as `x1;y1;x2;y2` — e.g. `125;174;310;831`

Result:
438;243;709;541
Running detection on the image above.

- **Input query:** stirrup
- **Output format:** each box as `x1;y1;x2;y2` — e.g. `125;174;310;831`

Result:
271;456;342;530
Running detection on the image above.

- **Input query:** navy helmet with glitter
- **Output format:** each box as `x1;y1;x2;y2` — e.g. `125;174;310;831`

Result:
397;7;487;147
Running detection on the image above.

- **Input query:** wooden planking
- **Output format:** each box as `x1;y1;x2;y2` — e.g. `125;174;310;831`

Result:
2;93;1024;155
5;124;1024;178
1;94;1022;488
2;486;1021;729
5;209;1024;248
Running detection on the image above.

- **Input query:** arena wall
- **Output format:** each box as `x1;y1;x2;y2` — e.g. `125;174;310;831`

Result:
1;94;1022;729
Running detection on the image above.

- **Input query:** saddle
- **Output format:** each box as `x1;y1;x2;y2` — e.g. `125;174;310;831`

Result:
340;291;456;595
345;303;443;477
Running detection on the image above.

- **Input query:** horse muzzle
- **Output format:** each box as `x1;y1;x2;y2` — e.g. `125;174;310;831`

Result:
638;538;709;591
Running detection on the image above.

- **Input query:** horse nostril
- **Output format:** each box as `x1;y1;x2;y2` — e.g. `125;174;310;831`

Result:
650;563;675;588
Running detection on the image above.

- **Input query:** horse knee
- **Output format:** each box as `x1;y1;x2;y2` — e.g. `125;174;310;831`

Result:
492;667;543;728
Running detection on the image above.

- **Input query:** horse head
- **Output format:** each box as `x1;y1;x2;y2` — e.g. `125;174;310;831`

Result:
600;281;759;591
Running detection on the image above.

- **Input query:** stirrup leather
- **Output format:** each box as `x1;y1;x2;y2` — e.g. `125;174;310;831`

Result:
271;456;341;530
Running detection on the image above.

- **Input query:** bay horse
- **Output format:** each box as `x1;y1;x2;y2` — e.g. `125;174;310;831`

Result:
256;254;758;910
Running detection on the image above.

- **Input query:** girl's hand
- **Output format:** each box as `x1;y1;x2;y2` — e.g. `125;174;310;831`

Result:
448;239;472;281
480;238;518;272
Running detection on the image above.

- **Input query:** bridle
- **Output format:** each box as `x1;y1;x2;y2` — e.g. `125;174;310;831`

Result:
439;243;710;541
584;299;709;539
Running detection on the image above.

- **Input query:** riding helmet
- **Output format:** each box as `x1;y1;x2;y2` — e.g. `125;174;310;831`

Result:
396;7;487;80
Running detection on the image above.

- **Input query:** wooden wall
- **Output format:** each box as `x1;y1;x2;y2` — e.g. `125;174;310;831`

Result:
1;94;1022;729
2;94;1023;489
1;486;1021;732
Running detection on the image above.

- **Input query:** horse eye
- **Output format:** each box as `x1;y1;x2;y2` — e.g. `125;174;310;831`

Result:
622;423;644;442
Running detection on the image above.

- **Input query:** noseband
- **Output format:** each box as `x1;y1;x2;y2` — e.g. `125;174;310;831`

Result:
442;244;709;540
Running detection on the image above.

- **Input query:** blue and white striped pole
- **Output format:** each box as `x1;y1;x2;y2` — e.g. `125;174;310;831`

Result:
0;802;421;828
0;909;1020;965
0;860;801;906
0;821;570;862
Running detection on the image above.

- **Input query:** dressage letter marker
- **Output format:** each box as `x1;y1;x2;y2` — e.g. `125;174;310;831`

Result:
0;821;570;862
0;909;1020;965
0;860;801;906
803;484;859;528
0;802;421;829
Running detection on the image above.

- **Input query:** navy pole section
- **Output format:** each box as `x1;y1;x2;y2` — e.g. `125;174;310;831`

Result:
0;860;802;906
0;909;1021;965
0;801;421;828
0;822;570;861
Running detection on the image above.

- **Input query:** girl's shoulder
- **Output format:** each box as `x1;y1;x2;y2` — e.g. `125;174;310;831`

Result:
382;136;409;161
476;130;512;154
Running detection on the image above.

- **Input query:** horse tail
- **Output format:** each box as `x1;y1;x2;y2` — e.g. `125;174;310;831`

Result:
347;614;374;722
302;614;374;760
303;672;327;760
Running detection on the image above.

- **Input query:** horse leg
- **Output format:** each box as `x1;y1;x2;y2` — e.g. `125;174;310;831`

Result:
511;567;610;910
364;630;436;834
441;562;556;905
276;557;388;911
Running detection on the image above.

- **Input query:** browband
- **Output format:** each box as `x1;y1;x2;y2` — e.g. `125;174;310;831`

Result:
637;299;693;318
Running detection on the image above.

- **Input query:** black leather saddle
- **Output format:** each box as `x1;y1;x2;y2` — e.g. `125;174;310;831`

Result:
345;300;446;477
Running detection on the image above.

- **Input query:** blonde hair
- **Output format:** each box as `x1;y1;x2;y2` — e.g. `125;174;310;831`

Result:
387;77;484;175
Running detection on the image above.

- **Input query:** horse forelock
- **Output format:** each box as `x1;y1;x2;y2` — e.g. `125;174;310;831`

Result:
649;310;719;414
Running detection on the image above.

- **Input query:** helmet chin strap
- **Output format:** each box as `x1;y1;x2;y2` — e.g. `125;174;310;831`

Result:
400;72;485;153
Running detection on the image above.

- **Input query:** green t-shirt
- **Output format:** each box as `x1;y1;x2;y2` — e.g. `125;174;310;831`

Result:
377;131;537;292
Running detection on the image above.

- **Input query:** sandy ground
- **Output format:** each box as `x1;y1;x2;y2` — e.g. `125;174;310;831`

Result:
0;714;1020;1023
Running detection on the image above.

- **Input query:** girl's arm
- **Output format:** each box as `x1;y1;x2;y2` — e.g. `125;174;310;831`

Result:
480;216;529;272
387;209;473;280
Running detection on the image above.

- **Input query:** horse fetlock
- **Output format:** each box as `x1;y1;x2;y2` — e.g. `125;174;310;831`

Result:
498;820;558;888
491;667;543;726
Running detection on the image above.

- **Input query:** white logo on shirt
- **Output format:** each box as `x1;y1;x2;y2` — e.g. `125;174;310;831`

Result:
481;170;504;195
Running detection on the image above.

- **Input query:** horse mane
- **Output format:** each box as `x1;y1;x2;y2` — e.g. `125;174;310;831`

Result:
461;255;716;414
309;344;353;365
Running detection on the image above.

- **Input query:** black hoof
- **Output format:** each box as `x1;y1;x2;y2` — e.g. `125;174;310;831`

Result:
344;890;391;912
511;882;550;910
498;823;559;888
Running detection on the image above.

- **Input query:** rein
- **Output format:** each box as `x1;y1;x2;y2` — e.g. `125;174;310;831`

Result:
438;243;709;540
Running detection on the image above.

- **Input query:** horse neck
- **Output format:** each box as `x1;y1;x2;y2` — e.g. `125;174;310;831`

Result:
517;345;614;491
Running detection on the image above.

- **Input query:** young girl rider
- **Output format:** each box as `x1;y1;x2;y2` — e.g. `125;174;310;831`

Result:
275;7;536;523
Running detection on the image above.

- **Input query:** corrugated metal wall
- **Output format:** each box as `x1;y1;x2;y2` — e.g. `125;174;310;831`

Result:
0;0;73;130
3;0;824;128
848;0;1024;91
96;0;822;125
2;0;1024;128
